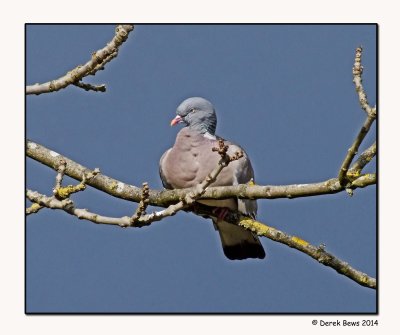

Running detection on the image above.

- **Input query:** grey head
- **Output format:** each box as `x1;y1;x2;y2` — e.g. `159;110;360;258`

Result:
170;97;217;135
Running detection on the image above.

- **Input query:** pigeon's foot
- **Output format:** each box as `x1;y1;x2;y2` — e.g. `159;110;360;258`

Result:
212;207;230;221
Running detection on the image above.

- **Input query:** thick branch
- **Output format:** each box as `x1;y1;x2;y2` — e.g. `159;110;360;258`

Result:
27;139;142;201
26;25;134;95
27;139;375;207
26;190;376;289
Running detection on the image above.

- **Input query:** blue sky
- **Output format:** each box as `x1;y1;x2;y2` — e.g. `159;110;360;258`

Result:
26;24;376;313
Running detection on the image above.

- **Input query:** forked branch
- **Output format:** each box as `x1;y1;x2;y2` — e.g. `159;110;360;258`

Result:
338;46;376;186
26;25;134;95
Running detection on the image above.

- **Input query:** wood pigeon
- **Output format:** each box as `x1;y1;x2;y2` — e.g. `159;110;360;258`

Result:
159;97;265;260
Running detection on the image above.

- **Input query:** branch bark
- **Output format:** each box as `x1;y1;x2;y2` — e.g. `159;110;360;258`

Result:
26;189;376;289
26;25;134;95
352;46;376;117
195;205;376;289
338;115;376;186
238;216;376;289
348;142;376;176
338;46;376;186
27;139;376;208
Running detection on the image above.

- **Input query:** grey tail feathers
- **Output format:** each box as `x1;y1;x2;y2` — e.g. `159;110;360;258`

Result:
213;219;266;260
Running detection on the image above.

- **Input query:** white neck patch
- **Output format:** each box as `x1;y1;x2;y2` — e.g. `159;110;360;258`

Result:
203;132;217;140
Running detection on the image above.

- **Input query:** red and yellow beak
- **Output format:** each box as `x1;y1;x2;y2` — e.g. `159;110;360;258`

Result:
170;115;183;126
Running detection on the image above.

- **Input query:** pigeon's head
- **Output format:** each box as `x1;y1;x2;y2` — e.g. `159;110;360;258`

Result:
170;97;217;135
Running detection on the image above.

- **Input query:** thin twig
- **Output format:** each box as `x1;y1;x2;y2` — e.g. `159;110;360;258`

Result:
350;173;376;188
53;159;66;195
352;46;376;117
27;189;131;225
338;47;376;186
26;203;44;215
52;167;99;200
348;142;376;177
73;81;106;92
26;25;134;95
27;160;100;215
87;52;117;76
129;182;150;226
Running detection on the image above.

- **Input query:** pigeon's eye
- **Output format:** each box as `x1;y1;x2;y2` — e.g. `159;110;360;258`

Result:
190;108;196;113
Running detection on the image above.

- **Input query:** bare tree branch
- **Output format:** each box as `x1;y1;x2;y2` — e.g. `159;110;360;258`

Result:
27;139;376;207
73;81;106;92
350;173;376;188
27;189;132;225
338;115;376;186
26;25;134;95
352;46;376;117
26;203;44;215
348;142;376;177
53;159;66;194
338;47;376;186
26;189;376;289
239;218;375;289
130;182;150;224
194;204;376;289
27;140;245;227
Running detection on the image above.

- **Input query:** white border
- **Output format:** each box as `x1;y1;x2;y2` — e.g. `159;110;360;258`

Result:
3;0;398;333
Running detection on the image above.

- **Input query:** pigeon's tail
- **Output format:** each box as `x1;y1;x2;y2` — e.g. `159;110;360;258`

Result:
213;219;266;260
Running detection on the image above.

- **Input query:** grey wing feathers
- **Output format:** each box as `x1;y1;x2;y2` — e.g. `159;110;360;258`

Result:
229;144;258;218
159;149;173;189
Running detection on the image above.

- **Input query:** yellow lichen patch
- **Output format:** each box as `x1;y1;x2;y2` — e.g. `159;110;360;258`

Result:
347;170;361;179
247;178;256;186
55;183;86;199
291;236;309;247
31;203;41;210
110;181;118;191
239;217;270;235
27;203;42;213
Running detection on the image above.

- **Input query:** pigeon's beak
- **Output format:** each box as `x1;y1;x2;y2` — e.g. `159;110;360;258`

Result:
170;115;183;126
